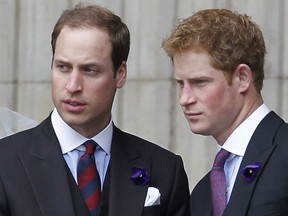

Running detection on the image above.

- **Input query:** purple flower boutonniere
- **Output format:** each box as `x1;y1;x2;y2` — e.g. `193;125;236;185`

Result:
130;166;150;186
241;162;261;181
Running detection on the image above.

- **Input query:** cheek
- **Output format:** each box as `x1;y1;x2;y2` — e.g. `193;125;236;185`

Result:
52;76;64;91
87;78;116;96
201;86;231;111
52;71;64;86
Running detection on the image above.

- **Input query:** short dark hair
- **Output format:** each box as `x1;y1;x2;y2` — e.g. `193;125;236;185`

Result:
51;3;130;72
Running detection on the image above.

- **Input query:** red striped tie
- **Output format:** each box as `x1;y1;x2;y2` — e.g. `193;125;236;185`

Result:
210;148;230;216
77;140;101;215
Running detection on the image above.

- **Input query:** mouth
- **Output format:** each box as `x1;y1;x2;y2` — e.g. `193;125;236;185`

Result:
184;112;202;121
63;99;86;112
64;98;85;105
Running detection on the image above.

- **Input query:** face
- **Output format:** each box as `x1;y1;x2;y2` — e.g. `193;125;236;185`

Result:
52;27;126;138
173;50;243;144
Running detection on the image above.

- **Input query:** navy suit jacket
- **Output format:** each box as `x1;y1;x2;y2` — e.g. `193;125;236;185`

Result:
190;111;288;216
0;115;190;216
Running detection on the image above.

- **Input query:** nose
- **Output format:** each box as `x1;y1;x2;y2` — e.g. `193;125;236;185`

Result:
66;70;83;93
179;85;195;106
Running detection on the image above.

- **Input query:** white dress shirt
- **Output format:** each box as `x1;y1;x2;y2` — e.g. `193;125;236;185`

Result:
220;104;270;202
51;108;112;189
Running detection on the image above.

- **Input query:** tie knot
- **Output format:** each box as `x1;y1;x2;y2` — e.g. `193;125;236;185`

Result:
213;148;230;168
83;140;97;155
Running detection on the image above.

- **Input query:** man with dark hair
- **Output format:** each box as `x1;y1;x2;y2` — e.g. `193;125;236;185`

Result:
0;4;190;216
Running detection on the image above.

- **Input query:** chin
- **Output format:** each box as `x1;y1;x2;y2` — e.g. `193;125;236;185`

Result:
61;113;83;125
189;125;209;136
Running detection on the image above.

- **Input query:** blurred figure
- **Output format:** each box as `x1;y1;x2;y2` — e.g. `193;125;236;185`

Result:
163;8;288;216
0;107;37;138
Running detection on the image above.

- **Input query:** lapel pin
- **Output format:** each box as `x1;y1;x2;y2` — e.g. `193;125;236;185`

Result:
241;162;261;181
131;166;150;186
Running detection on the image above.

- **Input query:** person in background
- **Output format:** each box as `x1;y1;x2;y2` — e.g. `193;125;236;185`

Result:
0;3;190;216
0;106;37;138
162;8;288;216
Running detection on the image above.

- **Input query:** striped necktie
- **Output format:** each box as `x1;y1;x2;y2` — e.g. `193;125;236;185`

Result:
77;140;101;215
210;148;230;216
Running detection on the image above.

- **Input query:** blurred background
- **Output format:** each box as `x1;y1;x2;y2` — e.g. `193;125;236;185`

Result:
1;0;287;191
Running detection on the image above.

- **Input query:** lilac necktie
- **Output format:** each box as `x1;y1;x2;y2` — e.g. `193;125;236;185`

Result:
77;140;101;216
210;148;230;216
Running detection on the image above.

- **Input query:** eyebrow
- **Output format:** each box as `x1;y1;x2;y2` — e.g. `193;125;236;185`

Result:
53;57;68;64
174;75;211;80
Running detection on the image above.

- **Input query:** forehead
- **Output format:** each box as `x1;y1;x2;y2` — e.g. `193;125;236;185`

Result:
173;50;211;72
54;26;112;60
56;26;111;48
172;50;227;80
173;49;211;64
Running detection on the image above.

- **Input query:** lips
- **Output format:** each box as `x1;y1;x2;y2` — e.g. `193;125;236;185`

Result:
184;112;201;120
63;99;86;112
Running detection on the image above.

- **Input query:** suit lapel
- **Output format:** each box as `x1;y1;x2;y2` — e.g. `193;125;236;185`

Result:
224;112;284;216
191;172;213;216
108;126;150;216
17;117;89;216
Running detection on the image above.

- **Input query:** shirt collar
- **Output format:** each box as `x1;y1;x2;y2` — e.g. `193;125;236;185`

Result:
222;104;270;157
51;108;112;155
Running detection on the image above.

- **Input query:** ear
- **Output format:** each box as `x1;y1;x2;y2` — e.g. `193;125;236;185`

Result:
115;61;127;88
234;64;253;93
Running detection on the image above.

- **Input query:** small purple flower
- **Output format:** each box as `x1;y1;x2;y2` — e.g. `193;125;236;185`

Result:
241;162;261;181
130;166;150;186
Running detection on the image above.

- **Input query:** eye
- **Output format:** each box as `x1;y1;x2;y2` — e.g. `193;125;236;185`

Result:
176;80;184;88
82;66;99;74
193;79;208;87
56;63;70;73
85;67;96;73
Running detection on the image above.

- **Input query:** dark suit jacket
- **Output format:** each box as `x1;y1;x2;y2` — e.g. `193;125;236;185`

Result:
0;115;190;216
190;111;288;216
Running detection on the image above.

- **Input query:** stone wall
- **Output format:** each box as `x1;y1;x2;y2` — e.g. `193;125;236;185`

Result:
1;0;287;190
